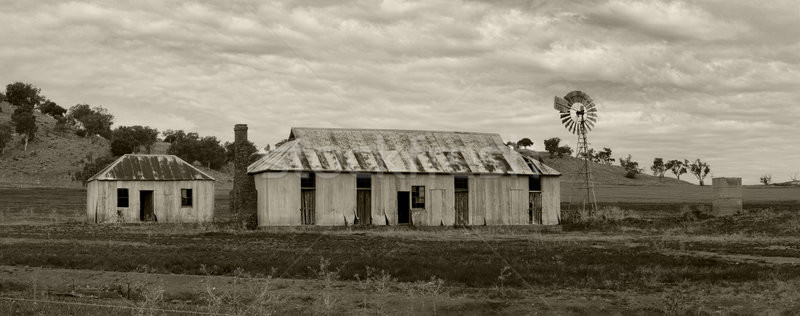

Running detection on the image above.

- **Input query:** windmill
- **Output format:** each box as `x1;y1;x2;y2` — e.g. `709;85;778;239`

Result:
554;91;598;214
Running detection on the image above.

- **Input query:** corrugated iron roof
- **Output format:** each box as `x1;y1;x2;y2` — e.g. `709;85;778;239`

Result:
248;127;561;176
87;154;215;181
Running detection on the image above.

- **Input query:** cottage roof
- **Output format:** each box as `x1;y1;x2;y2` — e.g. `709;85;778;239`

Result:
87;154;215;181
248;127;560;176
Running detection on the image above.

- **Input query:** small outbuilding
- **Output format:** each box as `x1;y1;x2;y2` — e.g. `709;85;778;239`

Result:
86;154;215;223
247;127;561;226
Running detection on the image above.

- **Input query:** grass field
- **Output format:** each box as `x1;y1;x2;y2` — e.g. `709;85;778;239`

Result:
1;186;799;314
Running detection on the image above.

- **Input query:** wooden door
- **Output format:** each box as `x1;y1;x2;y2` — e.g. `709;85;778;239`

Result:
301;189;315;225
455;191;468;226
356;190;371;225
397;191;410;224
529;192;542;224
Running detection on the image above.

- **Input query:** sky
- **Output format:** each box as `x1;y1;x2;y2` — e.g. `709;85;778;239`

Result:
1;0;798;184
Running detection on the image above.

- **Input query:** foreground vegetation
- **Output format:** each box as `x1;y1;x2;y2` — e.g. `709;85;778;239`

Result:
1;186;800;314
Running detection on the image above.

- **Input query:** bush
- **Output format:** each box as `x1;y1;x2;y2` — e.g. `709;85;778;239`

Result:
73;155;118;184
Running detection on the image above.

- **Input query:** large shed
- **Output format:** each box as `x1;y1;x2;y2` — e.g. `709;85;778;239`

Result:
86;154;215;223
247;127;561;226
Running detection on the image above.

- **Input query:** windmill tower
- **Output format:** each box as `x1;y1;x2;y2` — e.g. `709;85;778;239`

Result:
554;91;598;214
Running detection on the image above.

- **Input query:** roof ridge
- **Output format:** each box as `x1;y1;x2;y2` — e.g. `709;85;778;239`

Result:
291;127;500;136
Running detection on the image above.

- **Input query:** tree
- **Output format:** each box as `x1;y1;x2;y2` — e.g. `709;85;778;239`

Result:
596;147;614;165
516;138;533;149
557;145;573;158
39;99;66;118
582;148;597;162
162;129;183;143
504;141;519;150
67;104;114;138
791;171;799;182
665;159;687;180
651;158;666;178
5;82;43;109
11;105;37;151
224;140;261;164
110;125;159;156
760;174;772;185
544;137;561;158
619;154;642;179
689;159;711;186
166;130;228;170
73;155;117;184
0;122;12;156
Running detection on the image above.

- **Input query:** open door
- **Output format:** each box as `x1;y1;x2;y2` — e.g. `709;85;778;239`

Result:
139;190;155;221
397;191;410;225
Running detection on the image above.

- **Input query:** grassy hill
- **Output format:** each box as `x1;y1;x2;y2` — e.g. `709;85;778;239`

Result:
0;102;232;188
519;149;694;186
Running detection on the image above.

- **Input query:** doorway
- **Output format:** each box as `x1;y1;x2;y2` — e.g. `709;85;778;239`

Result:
356;174;371;225
300;173;315;225
139;190;155;221
454;176;469;226
397;191;410;224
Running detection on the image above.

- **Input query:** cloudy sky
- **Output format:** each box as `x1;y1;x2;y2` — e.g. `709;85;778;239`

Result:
2;0;798;184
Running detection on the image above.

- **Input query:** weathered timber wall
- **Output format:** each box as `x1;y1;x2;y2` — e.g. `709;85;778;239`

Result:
86;180;214;223
255;172;301;226
254;172;560;226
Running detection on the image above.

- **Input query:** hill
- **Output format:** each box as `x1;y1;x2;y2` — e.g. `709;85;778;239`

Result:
0;102;232;188
519;149;694;186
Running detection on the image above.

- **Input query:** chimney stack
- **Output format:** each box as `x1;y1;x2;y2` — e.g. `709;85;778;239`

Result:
231;124;257;225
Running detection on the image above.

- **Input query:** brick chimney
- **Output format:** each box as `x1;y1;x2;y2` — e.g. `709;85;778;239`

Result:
231;124;257;224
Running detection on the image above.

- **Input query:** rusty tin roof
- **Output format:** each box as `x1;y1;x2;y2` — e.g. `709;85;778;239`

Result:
88;154;215;181
248;127;560;176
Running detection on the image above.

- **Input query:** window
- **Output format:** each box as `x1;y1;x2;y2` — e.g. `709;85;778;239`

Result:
454;176;468;191
181;189;193;207
356;174;371;189
301;173;315;189
117;188;129;207
411;186;425;208
529;175;541;191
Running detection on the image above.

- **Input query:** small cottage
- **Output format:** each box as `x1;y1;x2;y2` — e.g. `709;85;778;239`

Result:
247;127;561;226
86;154;215;223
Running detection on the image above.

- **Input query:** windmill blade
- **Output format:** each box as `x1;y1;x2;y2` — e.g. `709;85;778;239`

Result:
583;101;596;111
560;113;571;120
554;96;570;112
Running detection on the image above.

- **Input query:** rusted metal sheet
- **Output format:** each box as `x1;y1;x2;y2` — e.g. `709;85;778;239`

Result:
248;128;561;176
88;155;215;181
